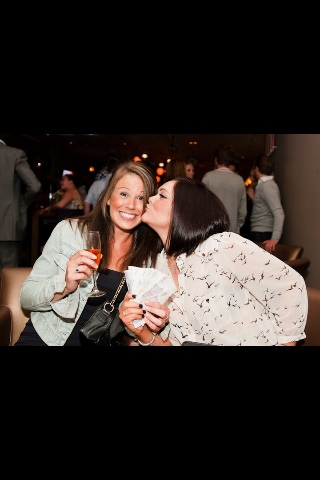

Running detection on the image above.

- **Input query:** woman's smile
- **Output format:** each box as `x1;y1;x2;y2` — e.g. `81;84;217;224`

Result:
119;211;138;220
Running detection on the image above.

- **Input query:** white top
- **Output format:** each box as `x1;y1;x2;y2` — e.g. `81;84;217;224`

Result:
85;176;111;207
202;168;247;234
156;232;307;346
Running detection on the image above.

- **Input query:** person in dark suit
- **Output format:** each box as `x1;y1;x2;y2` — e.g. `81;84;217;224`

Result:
0;135;41;273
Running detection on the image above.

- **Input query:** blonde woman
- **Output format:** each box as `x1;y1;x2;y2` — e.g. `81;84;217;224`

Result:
17;162;169;346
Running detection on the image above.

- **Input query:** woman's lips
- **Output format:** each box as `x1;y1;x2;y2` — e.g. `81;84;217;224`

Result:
119;211;137;220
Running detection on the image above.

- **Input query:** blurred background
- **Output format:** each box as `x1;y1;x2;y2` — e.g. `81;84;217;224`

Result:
6;133;267;186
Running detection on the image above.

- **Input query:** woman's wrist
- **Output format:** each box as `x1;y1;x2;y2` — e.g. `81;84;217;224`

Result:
135;325;157;346
137;331;157;346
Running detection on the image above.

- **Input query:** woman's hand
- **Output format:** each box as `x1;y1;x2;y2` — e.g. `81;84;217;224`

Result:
144;299;170;331
65;249;100;294
119;293;170;334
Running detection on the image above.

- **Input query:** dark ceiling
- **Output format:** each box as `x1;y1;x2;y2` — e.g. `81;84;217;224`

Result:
14;133;267;180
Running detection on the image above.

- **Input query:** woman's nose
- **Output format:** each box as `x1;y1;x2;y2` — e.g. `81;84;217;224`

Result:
125;197;136;208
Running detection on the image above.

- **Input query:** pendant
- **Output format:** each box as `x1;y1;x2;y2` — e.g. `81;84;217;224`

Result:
167;255;177;274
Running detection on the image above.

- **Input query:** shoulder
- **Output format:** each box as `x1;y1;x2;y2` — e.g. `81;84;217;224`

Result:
202;170;215;181
90;178;108;190
56;218;81;234
202;231;251;250
95;178;108;187
0;143;25;158
53;219;86;245
261;179;280;192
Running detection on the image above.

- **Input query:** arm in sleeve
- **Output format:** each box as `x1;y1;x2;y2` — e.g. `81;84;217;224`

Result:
20;221;86;318
222;235;308;344
15;151;42;206
237;186;248;229
263;183;285;241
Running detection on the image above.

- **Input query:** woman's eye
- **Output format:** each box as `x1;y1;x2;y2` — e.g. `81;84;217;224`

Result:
137;196;144;201
120;192;128;197
159;193;166;199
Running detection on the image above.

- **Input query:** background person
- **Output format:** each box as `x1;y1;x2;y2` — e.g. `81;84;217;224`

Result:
185;162;195;178
0;134;41;274
228;157;240;173
84;178;109;215
120;176;308;346
38;172;85;246
40;173;84;216
84;155;124;214
249;155;285;253
240;167;257;239
202;143;247;234
94;152;122;180
163;158;186;182
16;161;169;346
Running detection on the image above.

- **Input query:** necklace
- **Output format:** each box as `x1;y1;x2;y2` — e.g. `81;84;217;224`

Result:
167;255;178;274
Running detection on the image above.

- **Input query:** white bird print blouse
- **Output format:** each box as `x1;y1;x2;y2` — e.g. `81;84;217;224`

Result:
156;232;307;346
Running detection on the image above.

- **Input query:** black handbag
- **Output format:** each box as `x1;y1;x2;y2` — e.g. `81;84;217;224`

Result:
79;275;126;347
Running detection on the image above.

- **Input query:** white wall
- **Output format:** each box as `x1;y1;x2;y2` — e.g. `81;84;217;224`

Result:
272;134;320;288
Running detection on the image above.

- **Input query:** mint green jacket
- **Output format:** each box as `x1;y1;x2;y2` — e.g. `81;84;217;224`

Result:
20;219;93;346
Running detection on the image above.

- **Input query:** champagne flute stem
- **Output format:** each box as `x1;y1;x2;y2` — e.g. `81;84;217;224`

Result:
92;270;98;290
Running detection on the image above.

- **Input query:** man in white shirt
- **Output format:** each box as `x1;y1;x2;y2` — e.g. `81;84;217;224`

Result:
84;175;111;214
84;154;124;214
202;144;247;234
249;155;285;253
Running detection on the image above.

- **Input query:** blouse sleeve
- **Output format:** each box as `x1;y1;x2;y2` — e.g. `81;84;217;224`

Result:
220;234;307;344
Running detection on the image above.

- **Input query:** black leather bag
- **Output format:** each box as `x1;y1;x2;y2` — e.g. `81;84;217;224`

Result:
79;276;126;347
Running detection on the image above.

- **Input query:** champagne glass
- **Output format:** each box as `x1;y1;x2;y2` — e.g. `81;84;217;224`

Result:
86;231;106;297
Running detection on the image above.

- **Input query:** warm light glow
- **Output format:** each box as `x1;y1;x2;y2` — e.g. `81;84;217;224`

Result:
133;156;142;162
89;166;95;172
159;162;164;167
156;167;165;176
244;177;252;187
156;175;161;183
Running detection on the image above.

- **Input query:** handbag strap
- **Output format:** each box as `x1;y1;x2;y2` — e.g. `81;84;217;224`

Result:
102;275;126;314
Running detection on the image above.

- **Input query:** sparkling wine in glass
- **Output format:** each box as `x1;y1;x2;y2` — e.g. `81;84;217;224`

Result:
86;231;106;297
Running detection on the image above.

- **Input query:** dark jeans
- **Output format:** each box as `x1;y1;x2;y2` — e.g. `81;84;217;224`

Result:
250;231;272;242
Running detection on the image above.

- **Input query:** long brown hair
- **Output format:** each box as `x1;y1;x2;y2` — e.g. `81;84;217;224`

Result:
74;161;162;271
164;158;186;182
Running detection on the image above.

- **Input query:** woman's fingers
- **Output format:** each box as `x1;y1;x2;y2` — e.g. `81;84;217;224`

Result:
144;301;169;319
119;295;170;331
